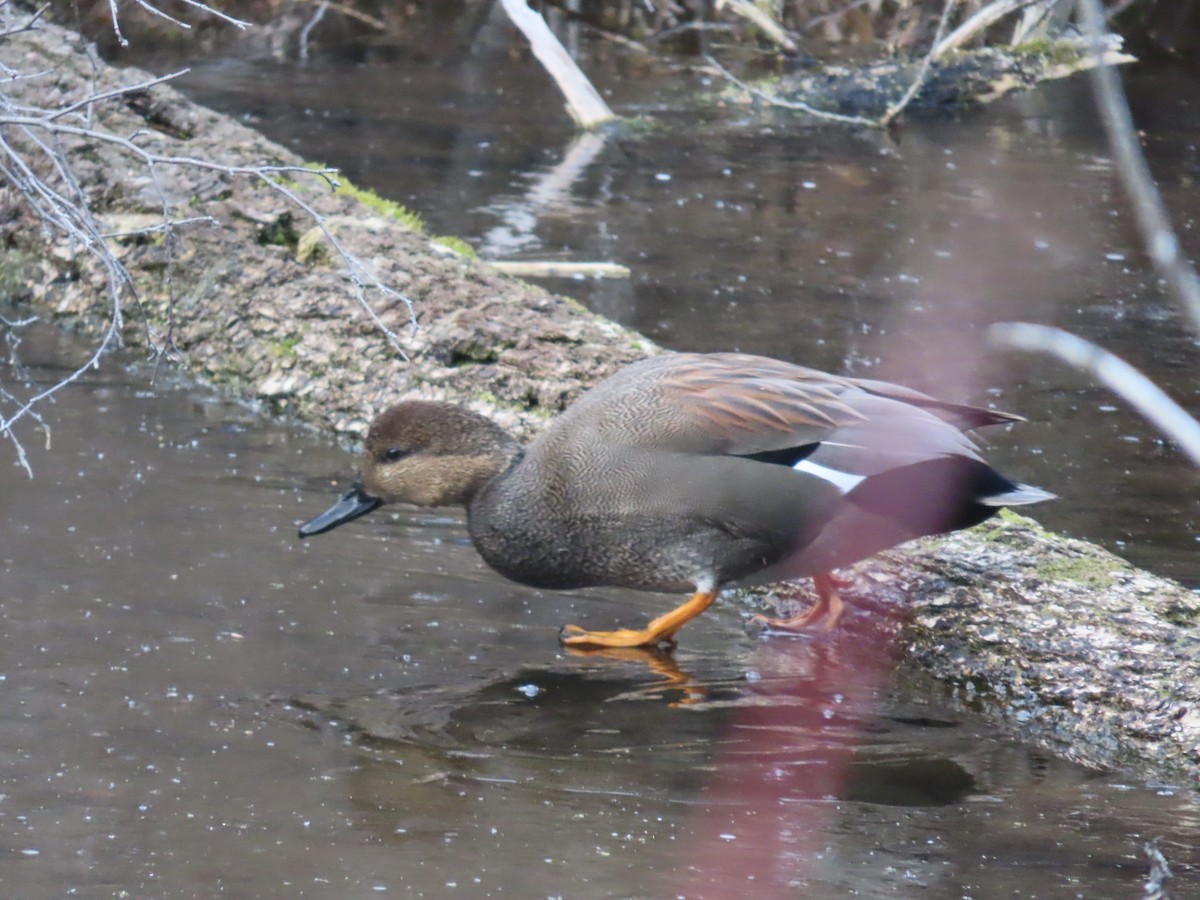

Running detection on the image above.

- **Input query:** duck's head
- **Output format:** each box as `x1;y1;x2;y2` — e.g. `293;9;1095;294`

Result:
298;400;519;538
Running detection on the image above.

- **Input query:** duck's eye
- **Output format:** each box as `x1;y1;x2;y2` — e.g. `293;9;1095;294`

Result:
382;447;407;462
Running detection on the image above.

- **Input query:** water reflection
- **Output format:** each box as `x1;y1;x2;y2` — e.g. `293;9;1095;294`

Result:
476;129;610;258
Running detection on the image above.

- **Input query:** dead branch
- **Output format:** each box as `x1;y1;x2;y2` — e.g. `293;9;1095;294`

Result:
880;0;958;126
989;324;1200;465
498;0;615;129
987;0;1200;470
1077;0;1200;333
702;54;878;128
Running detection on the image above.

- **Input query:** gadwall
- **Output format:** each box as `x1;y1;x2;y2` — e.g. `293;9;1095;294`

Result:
299;352;1052;648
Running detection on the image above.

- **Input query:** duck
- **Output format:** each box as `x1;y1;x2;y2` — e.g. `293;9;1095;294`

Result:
298;352;1053;648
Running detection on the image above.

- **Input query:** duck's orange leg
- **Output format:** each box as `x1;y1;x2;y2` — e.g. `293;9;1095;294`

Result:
751;572;845;632
559;589;717;649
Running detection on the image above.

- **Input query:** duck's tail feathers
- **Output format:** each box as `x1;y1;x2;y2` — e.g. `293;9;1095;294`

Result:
979;482;1056;507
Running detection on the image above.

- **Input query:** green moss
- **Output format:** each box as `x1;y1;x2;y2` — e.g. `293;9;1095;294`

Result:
1012;39;1085;67
1032;555;1118;590
608;115;660;137
1162;602;1200;627
304;163;484;254
558;295;588;312
447;340;508;366
973;510;1132;588
470;388;553;419
432;235;476;257
257;212;299;249
268;334;303;360
334;180;425;232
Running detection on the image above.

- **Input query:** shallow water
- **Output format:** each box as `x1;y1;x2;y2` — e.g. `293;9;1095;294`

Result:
2;321;1198;895
5;10;1199;896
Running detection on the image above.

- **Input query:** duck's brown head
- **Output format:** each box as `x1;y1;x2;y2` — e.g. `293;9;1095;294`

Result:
298;401;520;538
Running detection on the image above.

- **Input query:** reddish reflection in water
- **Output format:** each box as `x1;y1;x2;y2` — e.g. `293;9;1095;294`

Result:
680;624;903;892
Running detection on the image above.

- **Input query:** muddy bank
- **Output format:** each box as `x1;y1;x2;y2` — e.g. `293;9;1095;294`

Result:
3;20;1198;789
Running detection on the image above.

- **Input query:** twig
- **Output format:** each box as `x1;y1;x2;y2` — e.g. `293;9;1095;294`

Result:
879;0;957;127
800;0;879;34
715;0;798;54
644;21;737;44
101;215;218;239
988;324;1200;466
702;54;878;128
498;0;615;129
934;0;1035;57
487;260;631;278
129;0;251;33
298;0;329;64
47;68;191;121
265;177;416;354
0;3;48;41
291;0;387;32
1076;0;1200;333
0;78;416;470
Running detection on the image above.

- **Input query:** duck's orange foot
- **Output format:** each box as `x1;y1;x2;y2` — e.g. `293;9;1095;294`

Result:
559;624;677;649
751;573;846;633
558;589;717;649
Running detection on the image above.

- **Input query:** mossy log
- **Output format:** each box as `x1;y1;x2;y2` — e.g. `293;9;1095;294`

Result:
726;42;1135;119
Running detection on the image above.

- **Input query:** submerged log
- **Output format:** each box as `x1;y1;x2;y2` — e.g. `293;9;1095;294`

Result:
2;20;1196;789
722;41;1136;120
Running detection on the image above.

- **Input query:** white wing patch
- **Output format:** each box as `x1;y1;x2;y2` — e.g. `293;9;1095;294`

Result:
794;459;866;494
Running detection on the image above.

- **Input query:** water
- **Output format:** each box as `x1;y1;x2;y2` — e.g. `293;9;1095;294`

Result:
4;11;1198;895
2;322;1197;894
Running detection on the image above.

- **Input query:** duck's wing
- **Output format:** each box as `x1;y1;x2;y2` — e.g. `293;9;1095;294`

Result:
582;352;1015;458
650;353;869;456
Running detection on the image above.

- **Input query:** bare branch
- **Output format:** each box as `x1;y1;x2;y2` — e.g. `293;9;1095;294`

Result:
498;0;615;129
715;0;798;54
105;0;128;47
880;0;957;127
706;0;957;131
3;103;415;355
0;10;419;471
1076;0;1200;333
264;177;416;356
989;323;1200;466
0;3;48;42
935;0;1034;57
298;0;330;63
145;0;251;31
47;68;191;121
702;54;878;128
124;0;195;35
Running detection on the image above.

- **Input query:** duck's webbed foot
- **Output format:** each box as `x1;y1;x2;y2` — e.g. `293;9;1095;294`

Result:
559;589;717;649
750;572;845;632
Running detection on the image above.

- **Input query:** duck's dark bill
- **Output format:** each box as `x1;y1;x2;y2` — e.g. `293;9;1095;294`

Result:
298;482;382;538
